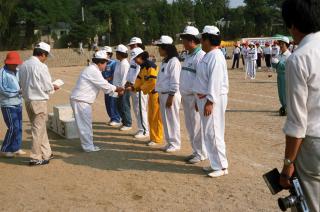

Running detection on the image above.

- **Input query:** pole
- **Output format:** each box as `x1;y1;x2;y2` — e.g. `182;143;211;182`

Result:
82;6;85;22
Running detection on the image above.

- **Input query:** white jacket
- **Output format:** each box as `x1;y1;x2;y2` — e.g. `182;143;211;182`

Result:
193;49;229;104
155;57;181;94
70;64;116;104
113;59;130;87
126;59;141;84
180;47;205;95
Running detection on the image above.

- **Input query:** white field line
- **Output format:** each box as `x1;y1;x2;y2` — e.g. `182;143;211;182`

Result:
231;91;277;99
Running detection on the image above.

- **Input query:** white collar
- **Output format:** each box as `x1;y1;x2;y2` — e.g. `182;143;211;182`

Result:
297;31;320;50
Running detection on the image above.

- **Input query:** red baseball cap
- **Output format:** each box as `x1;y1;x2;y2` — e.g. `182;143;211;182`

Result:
4;51;22;65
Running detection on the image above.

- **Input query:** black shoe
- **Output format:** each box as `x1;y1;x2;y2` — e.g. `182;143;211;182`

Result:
279;107;287;116
29;159;49;166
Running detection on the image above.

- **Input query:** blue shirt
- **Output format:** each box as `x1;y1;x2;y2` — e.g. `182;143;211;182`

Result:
102;59;117;83
0;66;22;107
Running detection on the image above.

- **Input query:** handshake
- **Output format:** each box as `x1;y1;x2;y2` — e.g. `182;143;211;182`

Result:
115;87;125;96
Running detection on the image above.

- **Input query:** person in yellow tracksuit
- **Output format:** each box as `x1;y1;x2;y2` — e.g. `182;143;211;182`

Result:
129;48;163;146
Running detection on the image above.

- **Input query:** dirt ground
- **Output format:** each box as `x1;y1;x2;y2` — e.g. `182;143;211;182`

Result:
0;59;287;212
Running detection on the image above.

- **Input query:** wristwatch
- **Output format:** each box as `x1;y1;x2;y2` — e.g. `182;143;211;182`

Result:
283;158;293;166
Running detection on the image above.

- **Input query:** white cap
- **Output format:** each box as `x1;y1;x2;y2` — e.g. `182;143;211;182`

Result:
202;25;220;36
249;42;255;46
278;36;290;44
130;47;144;60
35;42;52;55
180;26;200;37
93;50;108;60
128;37;142;46
154;35;173;45
115;44;128;53
102;46;112;53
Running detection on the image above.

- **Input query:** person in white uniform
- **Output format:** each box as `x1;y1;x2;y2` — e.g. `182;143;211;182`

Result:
70;50;124;152
126;37;149;139
246;42;257;79
179;26;207;164
193;25;229;178
155;35;182;153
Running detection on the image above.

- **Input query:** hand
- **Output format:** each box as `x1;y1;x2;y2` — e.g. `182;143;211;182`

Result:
53;84;60;91
115;86;124;96
280;164;295;189
124;82;131;89
195;102;198;112
18;89;22;95
272;58;279;64
107;77;113;81
126;86;133;91
204;100;213;116
166;95;174;108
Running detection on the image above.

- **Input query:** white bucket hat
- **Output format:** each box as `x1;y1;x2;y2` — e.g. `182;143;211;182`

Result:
130;47;144;60
128;37;142;46
202;25;220;35
154;35;173;45
93;50;108;60
115;44;128;53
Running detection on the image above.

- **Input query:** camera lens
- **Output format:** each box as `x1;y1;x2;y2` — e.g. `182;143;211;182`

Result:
278;196;297;211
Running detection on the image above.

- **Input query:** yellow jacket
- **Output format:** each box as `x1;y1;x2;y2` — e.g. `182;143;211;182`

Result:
134;60;158;95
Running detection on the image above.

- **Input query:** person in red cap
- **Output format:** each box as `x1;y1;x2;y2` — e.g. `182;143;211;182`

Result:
0;51;25;158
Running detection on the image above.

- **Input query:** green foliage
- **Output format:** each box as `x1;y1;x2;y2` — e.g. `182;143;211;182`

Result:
0;0;286;50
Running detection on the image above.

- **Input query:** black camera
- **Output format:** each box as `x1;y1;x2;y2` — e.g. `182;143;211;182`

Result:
262;168;309;212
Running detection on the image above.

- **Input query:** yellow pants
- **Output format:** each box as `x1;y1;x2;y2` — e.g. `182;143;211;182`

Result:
148;93;163;143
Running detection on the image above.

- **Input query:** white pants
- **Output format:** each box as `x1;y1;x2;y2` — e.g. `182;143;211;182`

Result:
159;93;181;149
182;94;207;160
70;100;95;151
246;60;256;78
131;91;149;134
196;95;228;170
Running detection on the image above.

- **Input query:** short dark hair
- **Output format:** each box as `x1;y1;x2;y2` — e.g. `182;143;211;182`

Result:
180;34;200;44
116;51;128;58
107;52;113;58
159;44;179;63
137;43;145;50
136;51;149;61
33;48;49;57
201;33;221;46
92;58;107;64
282;0;320;33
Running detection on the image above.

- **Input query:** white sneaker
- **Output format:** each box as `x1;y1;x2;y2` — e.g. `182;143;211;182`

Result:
187;157;202;164
207;169;229;178
146;141;158;146
165;146;180;153
202;166;214;172
134;131;149;139
1;152;15;158
84;146;101;153
15;149;27;155
120;126;132;131
109;121;121;127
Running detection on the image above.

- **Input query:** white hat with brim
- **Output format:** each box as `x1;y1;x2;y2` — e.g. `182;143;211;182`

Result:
278;36;290;44
130;47;144;60
115;44;128;53
202;25;220;36
102;46;113;53
128;37;142;46
35;42;53;57
180;26;200;37
154;35;173;45
93;50;108;60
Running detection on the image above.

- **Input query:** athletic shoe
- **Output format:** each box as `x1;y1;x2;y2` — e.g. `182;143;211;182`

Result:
109;121;121;127
14;149;26;155
29;159;49;166
146;141;158;146
134;131;149;139
161;144;170;151
202;166;214;172
84;146;101;153
1;152;15;158
207;169;229;178
187;156;202;164
165;146;180;153
184;154;196;162
120;126;132;131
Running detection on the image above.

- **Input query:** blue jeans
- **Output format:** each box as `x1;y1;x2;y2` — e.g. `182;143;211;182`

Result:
1;106;22;152
116;91;132;127
104;94;121;123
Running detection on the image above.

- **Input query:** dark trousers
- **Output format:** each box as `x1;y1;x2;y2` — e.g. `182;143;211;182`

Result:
104;94;121;123
265;54;271;68
257;53;262;68
241;55;245;66
116;91;132;127
232;54;240;69
1;106;22;152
